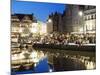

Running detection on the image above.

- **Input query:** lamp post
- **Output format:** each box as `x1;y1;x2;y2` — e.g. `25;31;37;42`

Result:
78;11;85;34
79;11;83;17
47;18;53;34
48;19;52;23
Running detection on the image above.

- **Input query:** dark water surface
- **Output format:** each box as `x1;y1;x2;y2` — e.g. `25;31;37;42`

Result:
11;47;96;74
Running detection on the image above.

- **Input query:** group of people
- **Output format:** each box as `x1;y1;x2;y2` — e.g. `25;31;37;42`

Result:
29;33;96;45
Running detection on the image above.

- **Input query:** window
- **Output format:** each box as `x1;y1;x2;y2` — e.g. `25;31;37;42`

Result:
91;15;93;19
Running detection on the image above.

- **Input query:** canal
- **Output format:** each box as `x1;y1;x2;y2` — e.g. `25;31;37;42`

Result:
11;46;96;74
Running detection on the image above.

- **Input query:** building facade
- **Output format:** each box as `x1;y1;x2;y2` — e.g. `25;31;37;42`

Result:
11;14;37;42
47;5;87;33
47;18;53;34
47;5;96;34
47;12;64;33
62;5;86;33
83;6;96;34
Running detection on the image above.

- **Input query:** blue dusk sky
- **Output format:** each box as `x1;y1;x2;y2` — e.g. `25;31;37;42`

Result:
12;0;67;22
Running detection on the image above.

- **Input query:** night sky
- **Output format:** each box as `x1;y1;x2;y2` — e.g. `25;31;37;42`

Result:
12;0;66;22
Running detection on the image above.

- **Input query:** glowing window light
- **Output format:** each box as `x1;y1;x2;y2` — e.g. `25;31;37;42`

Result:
31;28;37;33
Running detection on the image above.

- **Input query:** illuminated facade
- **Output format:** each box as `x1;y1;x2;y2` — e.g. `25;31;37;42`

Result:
63;5;86;33
40;22;47;35
11;14;35;33
32;21;47;35
62;5;96;34
47;5;87;33
11;14;37;42
83;6;96;34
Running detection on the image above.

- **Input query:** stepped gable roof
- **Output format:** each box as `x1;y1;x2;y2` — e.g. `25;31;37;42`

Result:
11;14;33;21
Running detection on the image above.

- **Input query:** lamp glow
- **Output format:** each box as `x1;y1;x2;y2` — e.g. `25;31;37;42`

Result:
79;11;83;16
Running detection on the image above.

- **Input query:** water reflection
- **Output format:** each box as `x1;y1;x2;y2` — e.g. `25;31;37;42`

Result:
11;47;96;73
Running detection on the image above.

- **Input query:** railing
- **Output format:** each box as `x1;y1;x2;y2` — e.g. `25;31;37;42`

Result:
33;44;95;52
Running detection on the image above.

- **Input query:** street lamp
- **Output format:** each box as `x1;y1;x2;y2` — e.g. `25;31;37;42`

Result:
78;11;84;34
79;11;83;16
47;18;53;34
48;19;52;23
